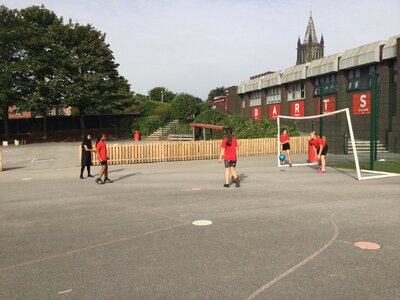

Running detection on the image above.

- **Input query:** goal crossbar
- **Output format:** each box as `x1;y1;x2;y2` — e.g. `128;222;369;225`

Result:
277;108;400;181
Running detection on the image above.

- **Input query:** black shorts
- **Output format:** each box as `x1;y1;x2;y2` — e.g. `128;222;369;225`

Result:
321;145;328;156
224;160;237;168
100;160;108;166
282;143;290;151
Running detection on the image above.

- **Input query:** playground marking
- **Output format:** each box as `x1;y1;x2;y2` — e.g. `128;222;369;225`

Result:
192;220;212;226
191;187;202;191
21;178;32;181
31;158;54;163
245;212;339;300
354;241;381;250
58;289;72;294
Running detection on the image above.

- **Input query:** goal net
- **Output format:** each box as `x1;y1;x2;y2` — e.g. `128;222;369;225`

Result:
277;108;400;181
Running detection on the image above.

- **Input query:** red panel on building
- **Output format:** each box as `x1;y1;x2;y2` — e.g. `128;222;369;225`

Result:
352;92;371;115
317;96;336;114
290;101;304;117
252;107;261;120
269;104;280;120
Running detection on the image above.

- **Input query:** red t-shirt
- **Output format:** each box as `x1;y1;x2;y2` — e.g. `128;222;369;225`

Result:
280;134;289;144
309;136;326;151
221;137;238;161
96;140;108;161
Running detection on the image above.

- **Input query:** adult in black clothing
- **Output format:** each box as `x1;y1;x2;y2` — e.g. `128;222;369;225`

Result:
80;134;95;179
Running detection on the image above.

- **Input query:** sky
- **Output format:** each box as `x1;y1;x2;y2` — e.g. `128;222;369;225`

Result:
2;0;400;99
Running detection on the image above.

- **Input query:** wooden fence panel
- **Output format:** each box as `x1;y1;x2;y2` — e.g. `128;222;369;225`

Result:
84;136;309;166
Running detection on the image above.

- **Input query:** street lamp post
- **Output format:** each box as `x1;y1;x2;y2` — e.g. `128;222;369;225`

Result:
161;90;164;103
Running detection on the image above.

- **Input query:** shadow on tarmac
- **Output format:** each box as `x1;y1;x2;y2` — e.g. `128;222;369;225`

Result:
113;172;140;182
109;168;126;173
2;166;27;171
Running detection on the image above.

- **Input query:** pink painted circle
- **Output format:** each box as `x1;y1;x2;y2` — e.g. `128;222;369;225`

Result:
354;241;381;250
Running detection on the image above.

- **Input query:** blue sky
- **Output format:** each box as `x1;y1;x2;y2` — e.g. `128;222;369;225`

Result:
3;0;400;99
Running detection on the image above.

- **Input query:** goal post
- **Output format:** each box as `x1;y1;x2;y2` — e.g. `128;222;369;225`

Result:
277;108;400;181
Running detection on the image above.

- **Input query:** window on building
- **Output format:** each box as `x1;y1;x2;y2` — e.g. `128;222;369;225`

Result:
48;108;56;116
242;100;246;108
393;61;397;85
266;87;281;104
316;49;321;59
287;82;305;101
314;74;337;96
249;91;262;107
348;65;379;91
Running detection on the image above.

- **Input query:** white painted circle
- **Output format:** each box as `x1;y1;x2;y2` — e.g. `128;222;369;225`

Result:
192;220;212;226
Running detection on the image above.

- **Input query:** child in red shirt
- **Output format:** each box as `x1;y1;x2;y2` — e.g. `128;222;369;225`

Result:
279;129;292;166
95;133;113;184
219;128;240;188
309;131;329;173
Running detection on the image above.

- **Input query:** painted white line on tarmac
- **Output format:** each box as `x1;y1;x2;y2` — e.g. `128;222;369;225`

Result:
21;178;32;181
192;220;212;226
57;289;72;294
31;158;54;163
244;212;339;300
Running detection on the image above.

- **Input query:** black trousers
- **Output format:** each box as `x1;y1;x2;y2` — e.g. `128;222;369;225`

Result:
80;165;91;176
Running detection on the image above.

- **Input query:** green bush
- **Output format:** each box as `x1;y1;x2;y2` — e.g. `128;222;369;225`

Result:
139;100;160;117
197;101;211;114
153;103;172;122
131;115;162;136
171;93;199;122
194;109;225;125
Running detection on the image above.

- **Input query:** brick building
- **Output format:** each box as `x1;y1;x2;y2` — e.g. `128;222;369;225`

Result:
214;14;399;153
8;106;72;119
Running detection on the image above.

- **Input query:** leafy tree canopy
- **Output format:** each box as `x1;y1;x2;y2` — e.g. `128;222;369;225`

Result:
207;86;226;102
148;87;175;103
171;93;199;122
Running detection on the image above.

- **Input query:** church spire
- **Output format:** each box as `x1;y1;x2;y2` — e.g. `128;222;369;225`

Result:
303;11;318;43
296;12;324;65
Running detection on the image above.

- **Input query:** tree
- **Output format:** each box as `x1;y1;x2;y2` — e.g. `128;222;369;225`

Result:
171;93;199;122
207;86;226;102
0;6;30;140
148;87;175;103
61;22;134;136
19;5;65;139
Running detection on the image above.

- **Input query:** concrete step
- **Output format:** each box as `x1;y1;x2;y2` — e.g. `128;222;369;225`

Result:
145;119;181;141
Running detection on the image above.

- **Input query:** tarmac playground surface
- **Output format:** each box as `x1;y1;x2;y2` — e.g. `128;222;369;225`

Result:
0;143;400;300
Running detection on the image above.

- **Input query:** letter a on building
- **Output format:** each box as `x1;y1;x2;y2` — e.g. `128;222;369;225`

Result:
269;104;280;120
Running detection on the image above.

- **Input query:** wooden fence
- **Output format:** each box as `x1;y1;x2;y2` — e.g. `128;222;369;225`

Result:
81;136;309;166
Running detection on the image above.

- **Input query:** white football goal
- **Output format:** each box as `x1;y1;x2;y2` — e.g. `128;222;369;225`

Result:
277;108;400;181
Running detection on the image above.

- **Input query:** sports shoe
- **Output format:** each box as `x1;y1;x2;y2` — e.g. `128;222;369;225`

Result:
223;184;230;188
95;178;104;184
104;178;113;183
231;175;240;182
88;174;94;178
317;168;326;174
80;176;84;179
235;177;240;188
